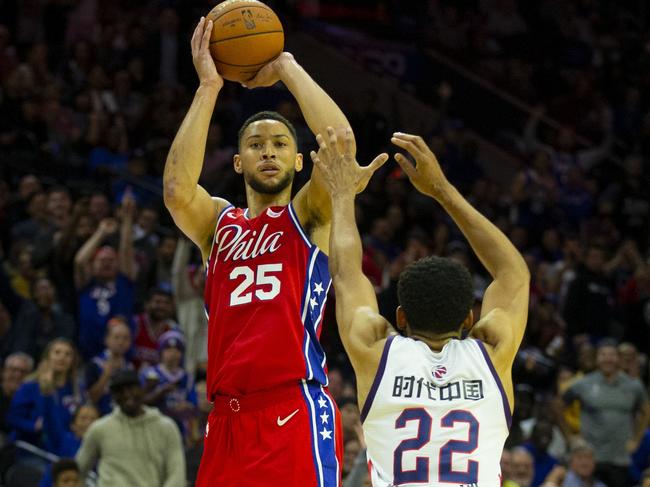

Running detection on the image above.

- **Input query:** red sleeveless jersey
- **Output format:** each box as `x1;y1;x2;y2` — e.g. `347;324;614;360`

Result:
204;203;331;398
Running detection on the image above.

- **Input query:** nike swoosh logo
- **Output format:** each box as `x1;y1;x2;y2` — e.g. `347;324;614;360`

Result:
277;409;299;427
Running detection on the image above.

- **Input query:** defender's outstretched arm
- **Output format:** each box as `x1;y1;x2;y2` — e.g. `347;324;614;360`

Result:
391;133;530;382
310;128;389;403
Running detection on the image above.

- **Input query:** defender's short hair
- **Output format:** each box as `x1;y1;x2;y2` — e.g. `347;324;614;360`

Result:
237;111;298;148
397;256;474;334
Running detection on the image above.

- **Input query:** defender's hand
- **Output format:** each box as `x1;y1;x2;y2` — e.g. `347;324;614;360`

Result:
391;132;449;199
191;17;223;89
242;52;294;88
310;127;388;198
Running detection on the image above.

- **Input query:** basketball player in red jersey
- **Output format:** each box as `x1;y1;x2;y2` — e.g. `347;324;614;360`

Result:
163;18;387;487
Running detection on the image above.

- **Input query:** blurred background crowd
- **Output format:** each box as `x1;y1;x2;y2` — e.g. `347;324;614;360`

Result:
0;0;649;486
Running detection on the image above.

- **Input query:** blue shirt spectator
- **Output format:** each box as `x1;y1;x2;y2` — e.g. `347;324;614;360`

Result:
85;318;134;415
38;403;99;487
78;272;134;360
6;339;81;453
140;331;197;439
74;196;137;360
522;419;559;487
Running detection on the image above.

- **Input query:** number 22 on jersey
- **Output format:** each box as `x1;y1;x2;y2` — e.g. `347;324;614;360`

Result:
394;408;479;485
229;263;282;306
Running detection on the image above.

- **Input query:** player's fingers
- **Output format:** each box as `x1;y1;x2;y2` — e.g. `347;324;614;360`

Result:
310;150;325;170
192;17;205;53
394;153;418;180
343;127;354;156
201;19;213;51
316;133;329;156
390;135;425;161
367;153;389;173
392;132;420;142
392;132;429;152
326;127;338;153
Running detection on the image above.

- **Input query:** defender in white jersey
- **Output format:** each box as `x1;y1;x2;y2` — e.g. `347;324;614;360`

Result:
310;129;530;486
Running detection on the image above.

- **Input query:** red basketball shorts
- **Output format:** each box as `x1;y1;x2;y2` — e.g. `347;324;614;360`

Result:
195;381;343;487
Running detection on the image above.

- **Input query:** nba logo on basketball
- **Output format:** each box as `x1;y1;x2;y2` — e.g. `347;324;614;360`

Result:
242;10;256;29
433;365;447;379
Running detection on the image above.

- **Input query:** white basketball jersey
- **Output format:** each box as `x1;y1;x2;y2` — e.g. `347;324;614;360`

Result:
360;335;511;487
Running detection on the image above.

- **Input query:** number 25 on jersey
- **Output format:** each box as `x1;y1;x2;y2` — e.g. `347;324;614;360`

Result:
229;263;282;306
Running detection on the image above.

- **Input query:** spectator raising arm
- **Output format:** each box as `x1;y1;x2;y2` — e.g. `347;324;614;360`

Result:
171;238;194;302
73;218;118;289
118;192;136;281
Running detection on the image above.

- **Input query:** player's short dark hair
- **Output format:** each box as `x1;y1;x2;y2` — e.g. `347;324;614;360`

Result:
397;256;474;335
52;458;79;482
237;111;298;148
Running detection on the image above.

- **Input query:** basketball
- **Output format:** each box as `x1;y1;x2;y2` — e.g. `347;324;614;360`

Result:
206;0;284;82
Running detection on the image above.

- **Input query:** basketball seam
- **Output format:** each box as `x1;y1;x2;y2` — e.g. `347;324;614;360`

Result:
209;30;283;45
209;4;274;25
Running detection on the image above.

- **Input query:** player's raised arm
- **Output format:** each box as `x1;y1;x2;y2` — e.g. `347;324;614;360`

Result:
245;54;373;231
391;133;530;376
310;128;389;375
163;17;228;260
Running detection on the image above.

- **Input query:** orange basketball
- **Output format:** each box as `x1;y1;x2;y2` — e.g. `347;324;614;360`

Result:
206;0;284;82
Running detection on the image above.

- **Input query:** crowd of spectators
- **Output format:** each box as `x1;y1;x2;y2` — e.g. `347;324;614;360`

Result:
0;0;649;486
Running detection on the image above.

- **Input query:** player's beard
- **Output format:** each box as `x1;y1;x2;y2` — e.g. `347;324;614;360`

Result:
245;168;294;195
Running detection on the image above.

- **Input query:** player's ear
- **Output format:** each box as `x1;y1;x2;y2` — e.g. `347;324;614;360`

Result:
395;306;408;333
233;154;243;174
461;309;474;332
295;152;303;172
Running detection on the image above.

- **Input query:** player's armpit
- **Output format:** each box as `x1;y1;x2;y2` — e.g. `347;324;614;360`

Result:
292;178;332;251
333;272;387;359
470;308;519;375
166;188;228;260
478;276;529;361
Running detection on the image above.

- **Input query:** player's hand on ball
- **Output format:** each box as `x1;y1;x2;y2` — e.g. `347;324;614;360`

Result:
310;127;388;198
191;17;223;89
391;132;450;199
242;52;294;88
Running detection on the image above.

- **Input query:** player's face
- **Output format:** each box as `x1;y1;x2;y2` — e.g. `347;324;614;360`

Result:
235;120;302;195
